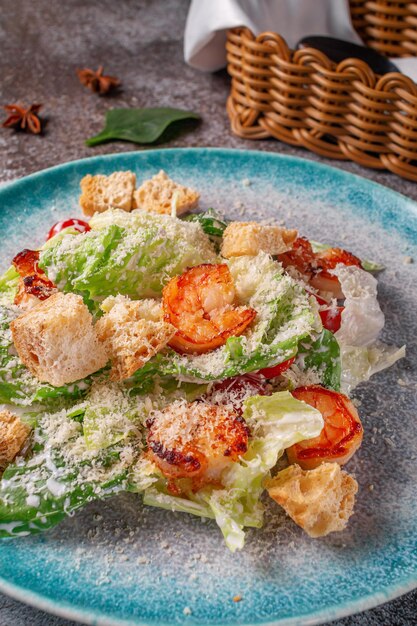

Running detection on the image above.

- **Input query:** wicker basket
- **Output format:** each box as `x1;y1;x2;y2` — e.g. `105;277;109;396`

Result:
226;1;417;181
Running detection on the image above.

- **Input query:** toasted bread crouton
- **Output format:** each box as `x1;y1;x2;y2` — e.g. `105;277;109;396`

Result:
221;222;298;258
10;293;108;387
96;295;175;381
79;171;136;216
0;410;31;472
133;170;199;216
266;463;358;538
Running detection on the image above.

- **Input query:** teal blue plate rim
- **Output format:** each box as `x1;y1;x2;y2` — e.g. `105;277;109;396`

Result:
0;572;416;626
0;147;416;626
1;145;417;209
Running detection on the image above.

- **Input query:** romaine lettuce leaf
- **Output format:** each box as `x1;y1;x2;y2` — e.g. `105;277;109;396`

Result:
39;209;217;310
0;456;128;538
297;329;341;391
0;373;210;537
0;266;19;305
340;342;406;394
143;391;324;551
161;253;316;382
0;381;150;537
0;410;133;537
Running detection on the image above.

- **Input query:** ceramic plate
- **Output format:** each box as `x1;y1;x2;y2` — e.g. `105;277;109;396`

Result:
0;149;416;626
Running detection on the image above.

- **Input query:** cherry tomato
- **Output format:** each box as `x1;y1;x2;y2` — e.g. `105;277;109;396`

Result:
258;357;296;378
306;288;344;333
319;306;344;333
47;218;91;240
286;385;363;469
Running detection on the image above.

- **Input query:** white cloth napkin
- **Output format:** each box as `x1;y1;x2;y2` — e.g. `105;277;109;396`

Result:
184;0;417;81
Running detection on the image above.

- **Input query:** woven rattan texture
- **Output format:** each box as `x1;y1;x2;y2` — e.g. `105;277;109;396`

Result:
349;0;417;57
226;27;417;181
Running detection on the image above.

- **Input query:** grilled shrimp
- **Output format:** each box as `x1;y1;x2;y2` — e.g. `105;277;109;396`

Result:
162;263;256;354
146;401;249;492
12;249;57;309
286;385;363;470
278;238;362;299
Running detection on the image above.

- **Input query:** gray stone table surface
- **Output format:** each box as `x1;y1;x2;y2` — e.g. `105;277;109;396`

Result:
0;1;416;625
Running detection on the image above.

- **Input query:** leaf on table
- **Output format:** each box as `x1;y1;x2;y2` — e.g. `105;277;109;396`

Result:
86;107;201;146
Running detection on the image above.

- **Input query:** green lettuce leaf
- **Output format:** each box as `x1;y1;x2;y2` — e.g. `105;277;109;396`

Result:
0;456;128;538
143;390;324;551
0;381;151;537
297;329;341;391
0;410;133;538
340;342;406;394
0;372;210;537
0;266;19;305
39;209;217;310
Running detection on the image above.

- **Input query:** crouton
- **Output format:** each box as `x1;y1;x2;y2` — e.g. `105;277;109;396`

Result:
10;293;108;387
266;462;358;538
96;295;175;381
0;410;31;472
221;221;298;258
133;170;199;215
79;171;136;216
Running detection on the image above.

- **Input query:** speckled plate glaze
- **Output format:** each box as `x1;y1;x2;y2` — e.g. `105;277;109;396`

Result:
0;148;416;626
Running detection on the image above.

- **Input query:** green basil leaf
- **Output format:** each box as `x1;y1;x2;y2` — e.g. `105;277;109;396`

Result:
86;107;200;146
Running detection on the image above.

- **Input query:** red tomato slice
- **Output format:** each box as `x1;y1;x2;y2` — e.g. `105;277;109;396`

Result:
211;373;268;397
47;218;91;240
207;373;269;415
319;306;344;333
258;357;296;378
312;292;328;306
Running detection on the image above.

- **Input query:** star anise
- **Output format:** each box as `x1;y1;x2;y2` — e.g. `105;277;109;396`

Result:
76;66;120;95
2;103;42;134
